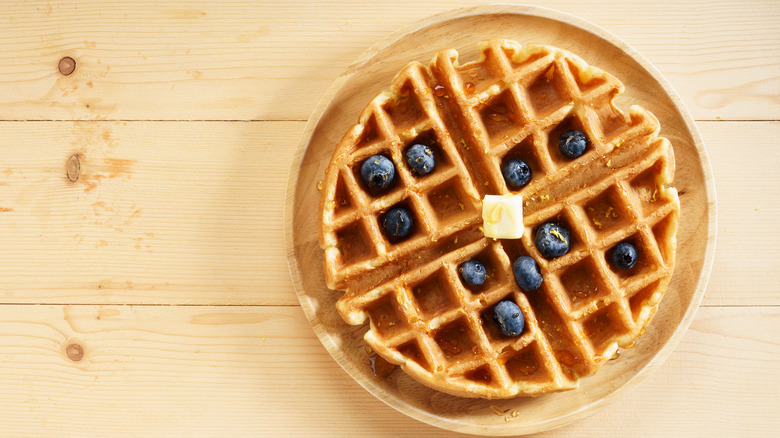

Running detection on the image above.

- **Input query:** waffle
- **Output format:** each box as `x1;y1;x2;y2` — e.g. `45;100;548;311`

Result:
318;40;679;398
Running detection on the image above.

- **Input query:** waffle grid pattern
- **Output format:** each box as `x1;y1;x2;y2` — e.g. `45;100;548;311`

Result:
321;64;484;289
319;41;679;398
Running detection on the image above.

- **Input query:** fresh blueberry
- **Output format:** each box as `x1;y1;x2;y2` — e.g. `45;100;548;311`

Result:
458;259;486;287
405;144;435;176
381;206;414;240
610;242;638;270
512;256;542;292
558;130;589;159
502;158;532;189
535;222;570;259
493;300;524;337
360;155;395;190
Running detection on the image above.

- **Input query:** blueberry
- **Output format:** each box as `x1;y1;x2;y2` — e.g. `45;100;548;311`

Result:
502;158;532;189
458;259;486;287
493;300;524;337
610;242;638;270
512;256;542;292
382;206;414;240
535;222;570;259
405;144;435;176
360;155;395;190
558;130;589;159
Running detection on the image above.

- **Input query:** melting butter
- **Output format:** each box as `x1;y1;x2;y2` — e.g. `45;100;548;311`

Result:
482;193;524;239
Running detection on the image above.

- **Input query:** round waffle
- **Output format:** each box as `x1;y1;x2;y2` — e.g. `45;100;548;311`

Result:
318;40;679;398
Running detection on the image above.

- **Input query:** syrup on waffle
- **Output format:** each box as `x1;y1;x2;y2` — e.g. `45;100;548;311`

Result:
319;40;679;398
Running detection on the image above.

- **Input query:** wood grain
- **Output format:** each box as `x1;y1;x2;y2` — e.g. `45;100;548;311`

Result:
0;121;300;305
0;2;775;435
0;305;774;437
0;120;777;306
0;0;776;121
701;121;780;306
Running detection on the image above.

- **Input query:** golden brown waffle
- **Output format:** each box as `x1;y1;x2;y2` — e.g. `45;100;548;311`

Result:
318;40;679;398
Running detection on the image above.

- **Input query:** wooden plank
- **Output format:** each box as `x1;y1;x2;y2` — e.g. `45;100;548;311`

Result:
701;121;780;306
0;120;775;306
0;1;776;121
0;305;775;436
0;120;300;305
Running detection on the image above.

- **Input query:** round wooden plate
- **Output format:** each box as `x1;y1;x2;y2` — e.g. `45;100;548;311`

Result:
285;5;716;435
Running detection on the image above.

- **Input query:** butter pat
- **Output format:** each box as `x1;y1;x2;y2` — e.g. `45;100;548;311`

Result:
482;194;524;239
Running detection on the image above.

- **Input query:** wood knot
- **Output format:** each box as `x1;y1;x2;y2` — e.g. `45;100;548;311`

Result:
58;56;76;76
66;154;81;182
65;340;84;362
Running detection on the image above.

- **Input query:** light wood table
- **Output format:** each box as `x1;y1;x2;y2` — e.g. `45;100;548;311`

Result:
0;1;777;436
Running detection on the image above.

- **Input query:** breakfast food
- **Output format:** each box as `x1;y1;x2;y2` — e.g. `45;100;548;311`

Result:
318;40;679;398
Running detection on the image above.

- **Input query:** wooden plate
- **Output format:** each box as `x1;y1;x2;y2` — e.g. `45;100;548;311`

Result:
285;5;716;435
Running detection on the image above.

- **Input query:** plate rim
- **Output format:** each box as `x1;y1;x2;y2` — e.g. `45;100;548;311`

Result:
284;4;717;435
